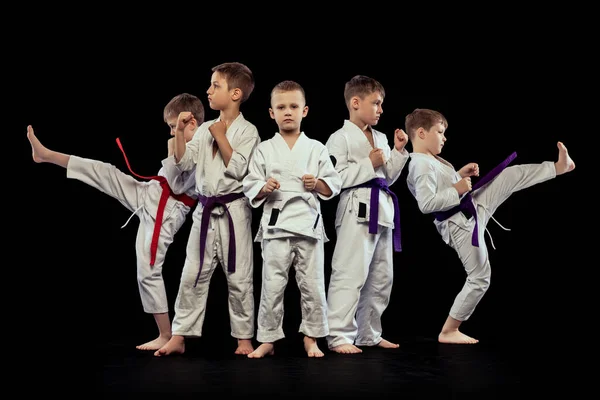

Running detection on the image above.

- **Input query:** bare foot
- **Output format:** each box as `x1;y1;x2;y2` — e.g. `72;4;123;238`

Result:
376;338;400;349
235;339;254;355
154;335;185;357
438;330;479;344
303;336;324;358
247;343;274;359
330;343;362;354
555;141;575;175
27;125;50;163
136;335;171;351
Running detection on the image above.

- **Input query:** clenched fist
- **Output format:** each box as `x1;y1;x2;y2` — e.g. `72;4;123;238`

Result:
459;163;479;178
454;177;472;196
302;174;317;191
261;177;280;196
369;148;385;168
394;128;408;151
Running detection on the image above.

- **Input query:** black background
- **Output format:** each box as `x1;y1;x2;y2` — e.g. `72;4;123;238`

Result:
14;23;587;357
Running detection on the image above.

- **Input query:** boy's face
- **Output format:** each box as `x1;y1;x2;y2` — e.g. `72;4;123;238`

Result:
269;89;308;134
422;121;447;155
206;72;234;111
354;91;383;126
166;116;196;142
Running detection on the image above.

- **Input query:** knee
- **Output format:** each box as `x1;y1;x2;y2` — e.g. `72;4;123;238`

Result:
137;268;161;286
262;276;286;293
469;274;491;293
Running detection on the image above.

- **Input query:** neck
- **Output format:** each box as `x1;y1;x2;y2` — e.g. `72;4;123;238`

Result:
280;129;301;137
411;144;435;157
219;107;241;127
349;116;370;132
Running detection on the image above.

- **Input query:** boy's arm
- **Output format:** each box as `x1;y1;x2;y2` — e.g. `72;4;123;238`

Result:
382;129;409;185
242;146;269;208
173;112;194;164
209;121;234;166
383;147;409;185
174;124;203;173
315;146;342;200
326;133;377;188
225;126;260;181
160;156;195;195
410;162;460;214
164;138;190;194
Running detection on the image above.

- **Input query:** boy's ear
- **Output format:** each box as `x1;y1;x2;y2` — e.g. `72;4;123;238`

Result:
351;96;360;110
302;105;309;117
269;108;275;120
231;88;242;101
418;127;425;139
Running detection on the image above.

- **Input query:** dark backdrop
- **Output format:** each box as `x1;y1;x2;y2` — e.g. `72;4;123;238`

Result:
16;37;585;355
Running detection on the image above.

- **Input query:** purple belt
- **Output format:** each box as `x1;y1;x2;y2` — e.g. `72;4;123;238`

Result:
194;191;245;287
346;177;402;252
434;152;517;247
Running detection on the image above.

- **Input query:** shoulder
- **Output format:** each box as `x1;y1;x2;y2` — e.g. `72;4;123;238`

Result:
255;138;273;151
240;120;259;137
326;127;347;144
330;126;346;137
408;154;435;173
304;134;326;149
372;128;388;139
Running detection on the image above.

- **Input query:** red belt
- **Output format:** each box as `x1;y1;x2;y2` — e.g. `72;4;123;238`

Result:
116;138;196;266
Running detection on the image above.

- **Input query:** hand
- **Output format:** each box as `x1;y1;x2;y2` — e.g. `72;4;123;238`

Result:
369;148;385;168
302;174;317;191
454;177;472;195
459;163;479;178
261;177;280;196
394;128;408;151
208;120;227;138
176;111;195;133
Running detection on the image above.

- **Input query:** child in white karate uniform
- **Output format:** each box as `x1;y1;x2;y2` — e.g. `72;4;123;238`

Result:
156;62;259;357
405;108;576;344
27;93;205;351
325;75;409;354
243;80;342;358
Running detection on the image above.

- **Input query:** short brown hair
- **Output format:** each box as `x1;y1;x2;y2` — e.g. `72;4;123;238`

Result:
212;62;255;103
270;80;306;104
405;108;448;141
163;93;205;124
343;75;385;110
